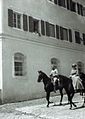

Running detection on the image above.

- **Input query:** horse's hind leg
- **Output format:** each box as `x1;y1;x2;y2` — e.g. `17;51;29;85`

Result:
59;89;63;105
46;92;50;107
68;93;77;109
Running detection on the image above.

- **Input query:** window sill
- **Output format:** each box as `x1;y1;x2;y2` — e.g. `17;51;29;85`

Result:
13;75;27;80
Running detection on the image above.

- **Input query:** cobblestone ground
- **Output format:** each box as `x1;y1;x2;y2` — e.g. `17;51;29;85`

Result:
0;93;84;119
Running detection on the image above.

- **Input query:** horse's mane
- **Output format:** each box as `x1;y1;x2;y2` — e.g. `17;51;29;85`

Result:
41;71;51;81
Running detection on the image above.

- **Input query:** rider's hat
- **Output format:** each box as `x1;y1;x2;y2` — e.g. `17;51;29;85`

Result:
72;63;77;67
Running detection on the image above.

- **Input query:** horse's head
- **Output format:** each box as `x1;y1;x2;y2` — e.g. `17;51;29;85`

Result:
37;70;44;82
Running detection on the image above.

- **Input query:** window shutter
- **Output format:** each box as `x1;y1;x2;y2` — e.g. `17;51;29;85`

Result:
83;33;85;45
60;27;63;40
8;9;13;27
58;0;62;6
80;5;83;16
56;25;59;39
77;3;80;14
69;29;72;42
75;31;80;44
54;0;57;5
41;20;45;35
67;0;72;10
69;0;72;10
23;14;28;31
67;0;70;10
46;22;50;36
29;16;34;32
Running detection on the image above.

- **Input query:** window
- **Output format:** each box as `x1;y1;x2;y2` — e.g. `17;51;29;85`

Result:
66;0;72;10
75;31;81;44
8;9;22;29
14;53;25;76
46;22;55;37
77;3;83;16
58;0;65;7
29;16;39;34
60;27;68;41
71;1;76;12
13;12;21;29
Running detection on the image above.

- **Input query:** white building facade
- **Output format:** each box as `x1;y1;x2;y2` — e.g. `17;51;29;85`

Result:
0;0;85;103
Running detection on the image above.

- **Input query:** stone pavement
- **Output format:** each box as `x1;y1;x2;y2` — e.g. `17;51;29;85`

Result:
0;93;85;119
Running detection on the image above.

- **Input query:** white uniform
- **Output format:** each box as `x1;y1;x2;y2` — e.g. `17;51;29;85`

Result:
50;68;59;83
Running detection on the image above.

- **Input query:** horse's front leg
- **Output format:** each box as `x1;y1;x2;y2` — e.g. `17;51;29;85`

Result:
46;92;50;107
82;93;85;107
59;89;63;105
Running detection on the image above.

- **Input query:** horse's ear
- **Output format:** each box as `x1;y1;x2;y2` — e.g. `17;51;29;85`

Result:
38;70;42;74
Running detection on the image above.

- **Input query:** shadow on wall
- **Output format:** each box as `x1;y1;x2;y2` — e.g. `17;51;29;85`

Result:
50;57;61;73
77;61;84;73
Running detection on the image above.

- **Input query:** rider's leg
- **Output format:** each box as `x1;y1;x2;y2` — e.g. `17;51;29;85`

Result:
53;78;56;93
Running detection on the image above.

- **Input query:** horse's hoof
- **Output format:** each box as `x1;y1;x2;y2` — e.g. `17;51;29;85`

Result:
69;107;72;110
49;101;53;104
69;105;72;109
47;105;49;107
59;103;62;106
82;104;85;107
74;104;77;107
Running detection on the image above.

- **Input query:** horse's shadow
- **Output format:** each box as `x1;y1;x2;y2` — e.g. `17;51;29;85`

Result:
72;105;85;110
51;101;78;107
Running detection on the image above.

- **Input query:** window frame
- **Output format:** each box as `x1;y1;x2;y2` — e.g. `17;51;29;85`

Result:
60;27;68;41
29;16;40;34
75;31;81;44
13;12;22;29
13;52;26;78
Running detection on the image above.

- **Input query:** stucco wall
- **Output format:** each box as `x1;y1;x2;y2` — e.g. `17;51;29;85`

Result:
1;0;85;102
2;36;85;103
0;39;2;90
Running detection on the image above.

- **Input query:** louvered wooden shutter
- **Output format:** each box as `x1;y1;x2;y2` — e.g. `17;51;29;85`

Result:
70;0;72;10
58;0;62;6
56;25;59;39
41;20;45;35
23;14;28;31
29;16;34;32
75;31;80;44
67;0;69;10
8;9;13;27
77;3;80;14
83;33;85;45
69;29;72;42
67;0;71;10
54;0;57;4
46;22;50;36
60;27;63;40
80;5;83;16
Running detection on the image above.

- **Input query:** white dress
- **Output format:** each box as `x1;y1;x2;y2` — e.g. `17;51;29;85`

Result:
70;69;84;90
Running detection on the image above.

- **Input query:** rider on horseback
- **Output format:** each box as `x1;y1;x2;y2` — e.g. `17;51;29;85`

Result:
50;66;59;93
69;63;84;92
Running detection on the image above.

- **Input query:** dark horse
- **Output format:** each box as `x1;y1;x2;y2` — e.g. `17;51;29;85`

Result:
79;72;85;106
37;71;77;109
